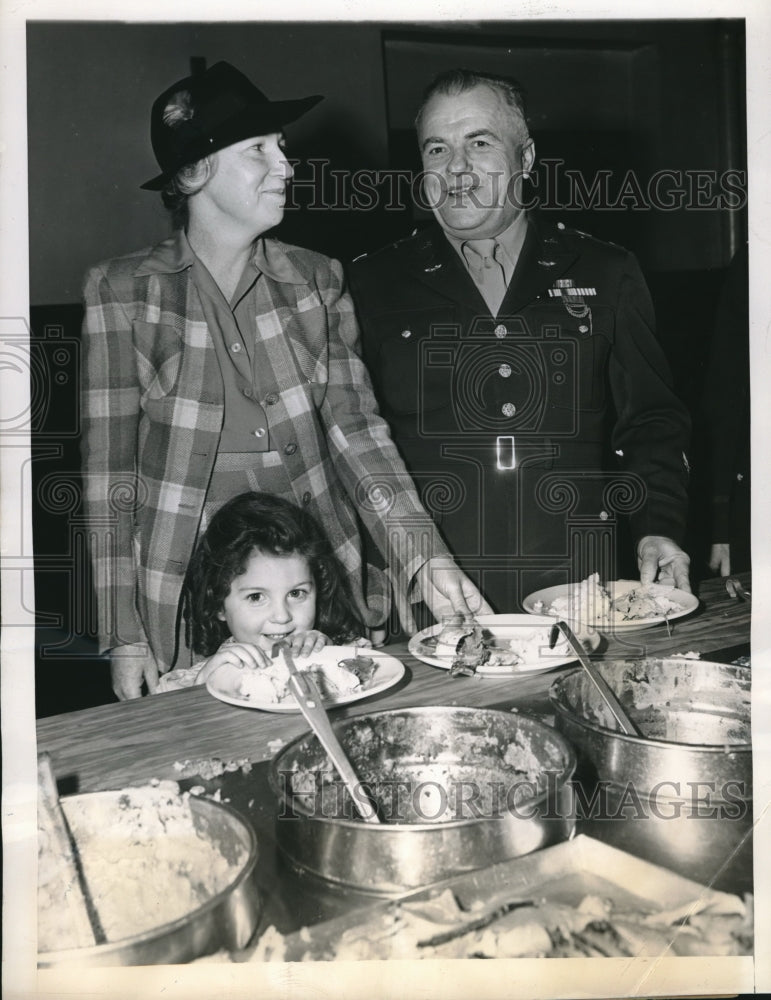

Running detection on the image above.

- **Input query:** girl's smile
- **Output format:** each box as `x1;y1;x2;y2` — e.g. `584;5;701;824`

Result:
217;550;317;652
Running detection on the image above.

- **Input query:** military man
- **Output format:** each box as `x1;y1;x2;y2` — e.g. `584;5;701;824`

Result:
349;68;692;616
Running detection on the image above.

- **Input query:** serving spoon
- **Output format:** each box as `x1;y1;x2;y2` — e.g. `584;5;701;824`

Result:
37;752;107;945
272;642;381;824
550;621;641;737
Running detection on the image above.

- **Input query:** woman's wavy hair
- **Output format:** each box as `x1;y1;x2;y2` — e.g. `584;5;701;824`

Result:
183;491;366;656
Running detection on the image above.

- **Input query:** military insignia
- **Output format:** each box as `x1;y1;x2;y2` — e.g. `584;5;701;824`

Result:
548;279;597;298
423;263;442;273
537;259;557;267
547;278;593;324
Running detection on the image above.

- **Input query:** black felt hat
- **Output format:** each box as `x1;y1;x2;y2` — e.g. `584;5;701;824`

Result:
140;61;323;190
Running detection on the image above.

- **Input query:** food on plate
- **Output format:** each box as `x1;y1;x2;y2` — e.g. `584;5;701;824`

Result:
611;587;686;621
337;655;377;686
533;573;686;625
38;782;245;952
429;615;570;673
244;887;753;961
237;661;291;702
235;652;376;704
434;616;482;657
532;572;612;624
433;616;490;675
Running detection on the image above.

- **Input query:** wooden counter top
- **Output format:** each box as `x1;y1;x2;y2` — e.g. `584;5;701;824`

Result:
37;573;751;795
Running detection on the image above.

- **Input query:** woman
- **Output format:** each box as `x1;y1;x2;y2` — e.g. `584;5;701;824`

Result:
81;61;488;699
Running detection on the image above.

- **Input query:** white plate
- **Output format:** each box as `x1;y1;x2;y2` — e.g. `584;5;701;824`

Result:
522;579;698;632
206;646;405;713
408;613;600;676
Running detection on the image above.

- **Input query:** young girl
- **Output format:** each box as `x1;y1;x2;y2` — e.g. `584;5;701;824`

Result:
157;492;370;691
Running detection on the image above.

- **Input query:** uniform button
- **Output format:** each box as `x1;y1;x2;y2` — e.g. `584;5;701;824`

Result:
557;222;566;230
578;324;589;333
498;363;512;378
265;393;279;405
599;510;609;521
401;329;412;339
501;402;516;417
284;443;297;456
494;324;507;339
302;492;312;504
253;427;266;438
242;388;253;398
231;343;242;353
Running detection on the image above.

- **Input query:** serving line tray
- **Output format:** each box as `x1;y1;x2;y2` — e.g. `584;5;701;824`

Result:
230;834;750;962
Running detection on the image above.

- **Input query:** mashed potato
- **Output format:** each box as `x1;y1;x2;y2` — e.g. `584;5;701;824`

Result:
38;783;244;952
236;656;370;704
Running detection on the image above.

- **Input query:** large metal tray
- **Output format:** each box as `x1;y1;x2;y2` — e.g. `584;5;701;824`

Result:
240;834;750;962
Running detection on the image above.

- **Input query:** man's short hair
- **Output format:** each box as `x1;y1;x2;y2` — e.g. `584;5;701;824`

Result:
415;68;530;142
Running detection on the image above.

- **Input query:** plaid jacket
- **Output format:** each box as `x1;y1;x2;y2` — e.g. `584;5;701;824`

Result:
81;232;449;671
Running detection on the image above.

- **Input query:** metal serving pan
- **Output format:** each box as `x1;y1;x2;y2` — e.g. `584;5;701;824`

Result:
549;657;752;892
270;705;576;896
38;790;261;967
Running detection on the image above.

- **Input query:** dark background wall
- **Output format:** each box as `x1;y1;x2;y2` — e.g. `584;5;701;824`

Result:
28;19;747;715
27;19;745;302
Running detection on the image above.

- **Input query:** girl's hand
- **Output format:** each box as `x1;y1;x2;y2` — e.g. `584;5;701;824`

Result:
288;629;329;659
366;628;385;647
195;640;272;684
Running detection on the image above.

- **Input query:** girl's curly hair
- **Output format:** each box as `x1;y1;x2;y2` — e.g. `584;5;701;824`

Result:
183;491;366;656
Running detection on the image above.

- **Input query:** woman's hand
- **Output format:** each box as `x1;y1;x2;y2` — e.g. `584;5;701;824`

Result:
708;542;731;577
637;535;692;593
195;640;272;684
416;557;493;623
110;644;160;700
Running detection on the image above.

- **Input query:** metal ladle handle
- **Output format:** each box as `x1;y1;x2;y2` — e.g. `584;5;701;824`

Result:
552;621;641;737
274;643;381;824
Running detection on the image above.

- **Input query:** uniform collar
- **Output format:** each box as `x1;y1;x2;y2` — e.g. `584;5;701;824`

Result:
402;215;579;314
135;229;306;284
445;211;529;271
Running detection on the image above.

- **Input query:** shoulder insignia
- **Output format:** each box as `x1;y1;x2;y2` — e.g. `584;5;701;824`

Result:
351;228;421;265
554;222;625;252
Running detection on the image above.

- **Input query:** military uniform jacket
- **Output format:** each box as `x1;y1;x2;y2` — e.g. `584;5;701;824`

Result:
81;231;450;671
349;219;690;607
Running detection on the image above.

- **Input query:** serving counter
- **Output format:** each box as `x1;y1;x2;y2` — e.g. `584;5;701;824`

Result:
35;573;753;945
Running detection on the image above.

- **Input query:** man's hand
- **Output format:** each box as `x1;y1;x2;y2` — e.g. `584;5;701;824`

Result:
637;535;692;593
110;644;160;700
416;557;493;623
708;542;731;577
